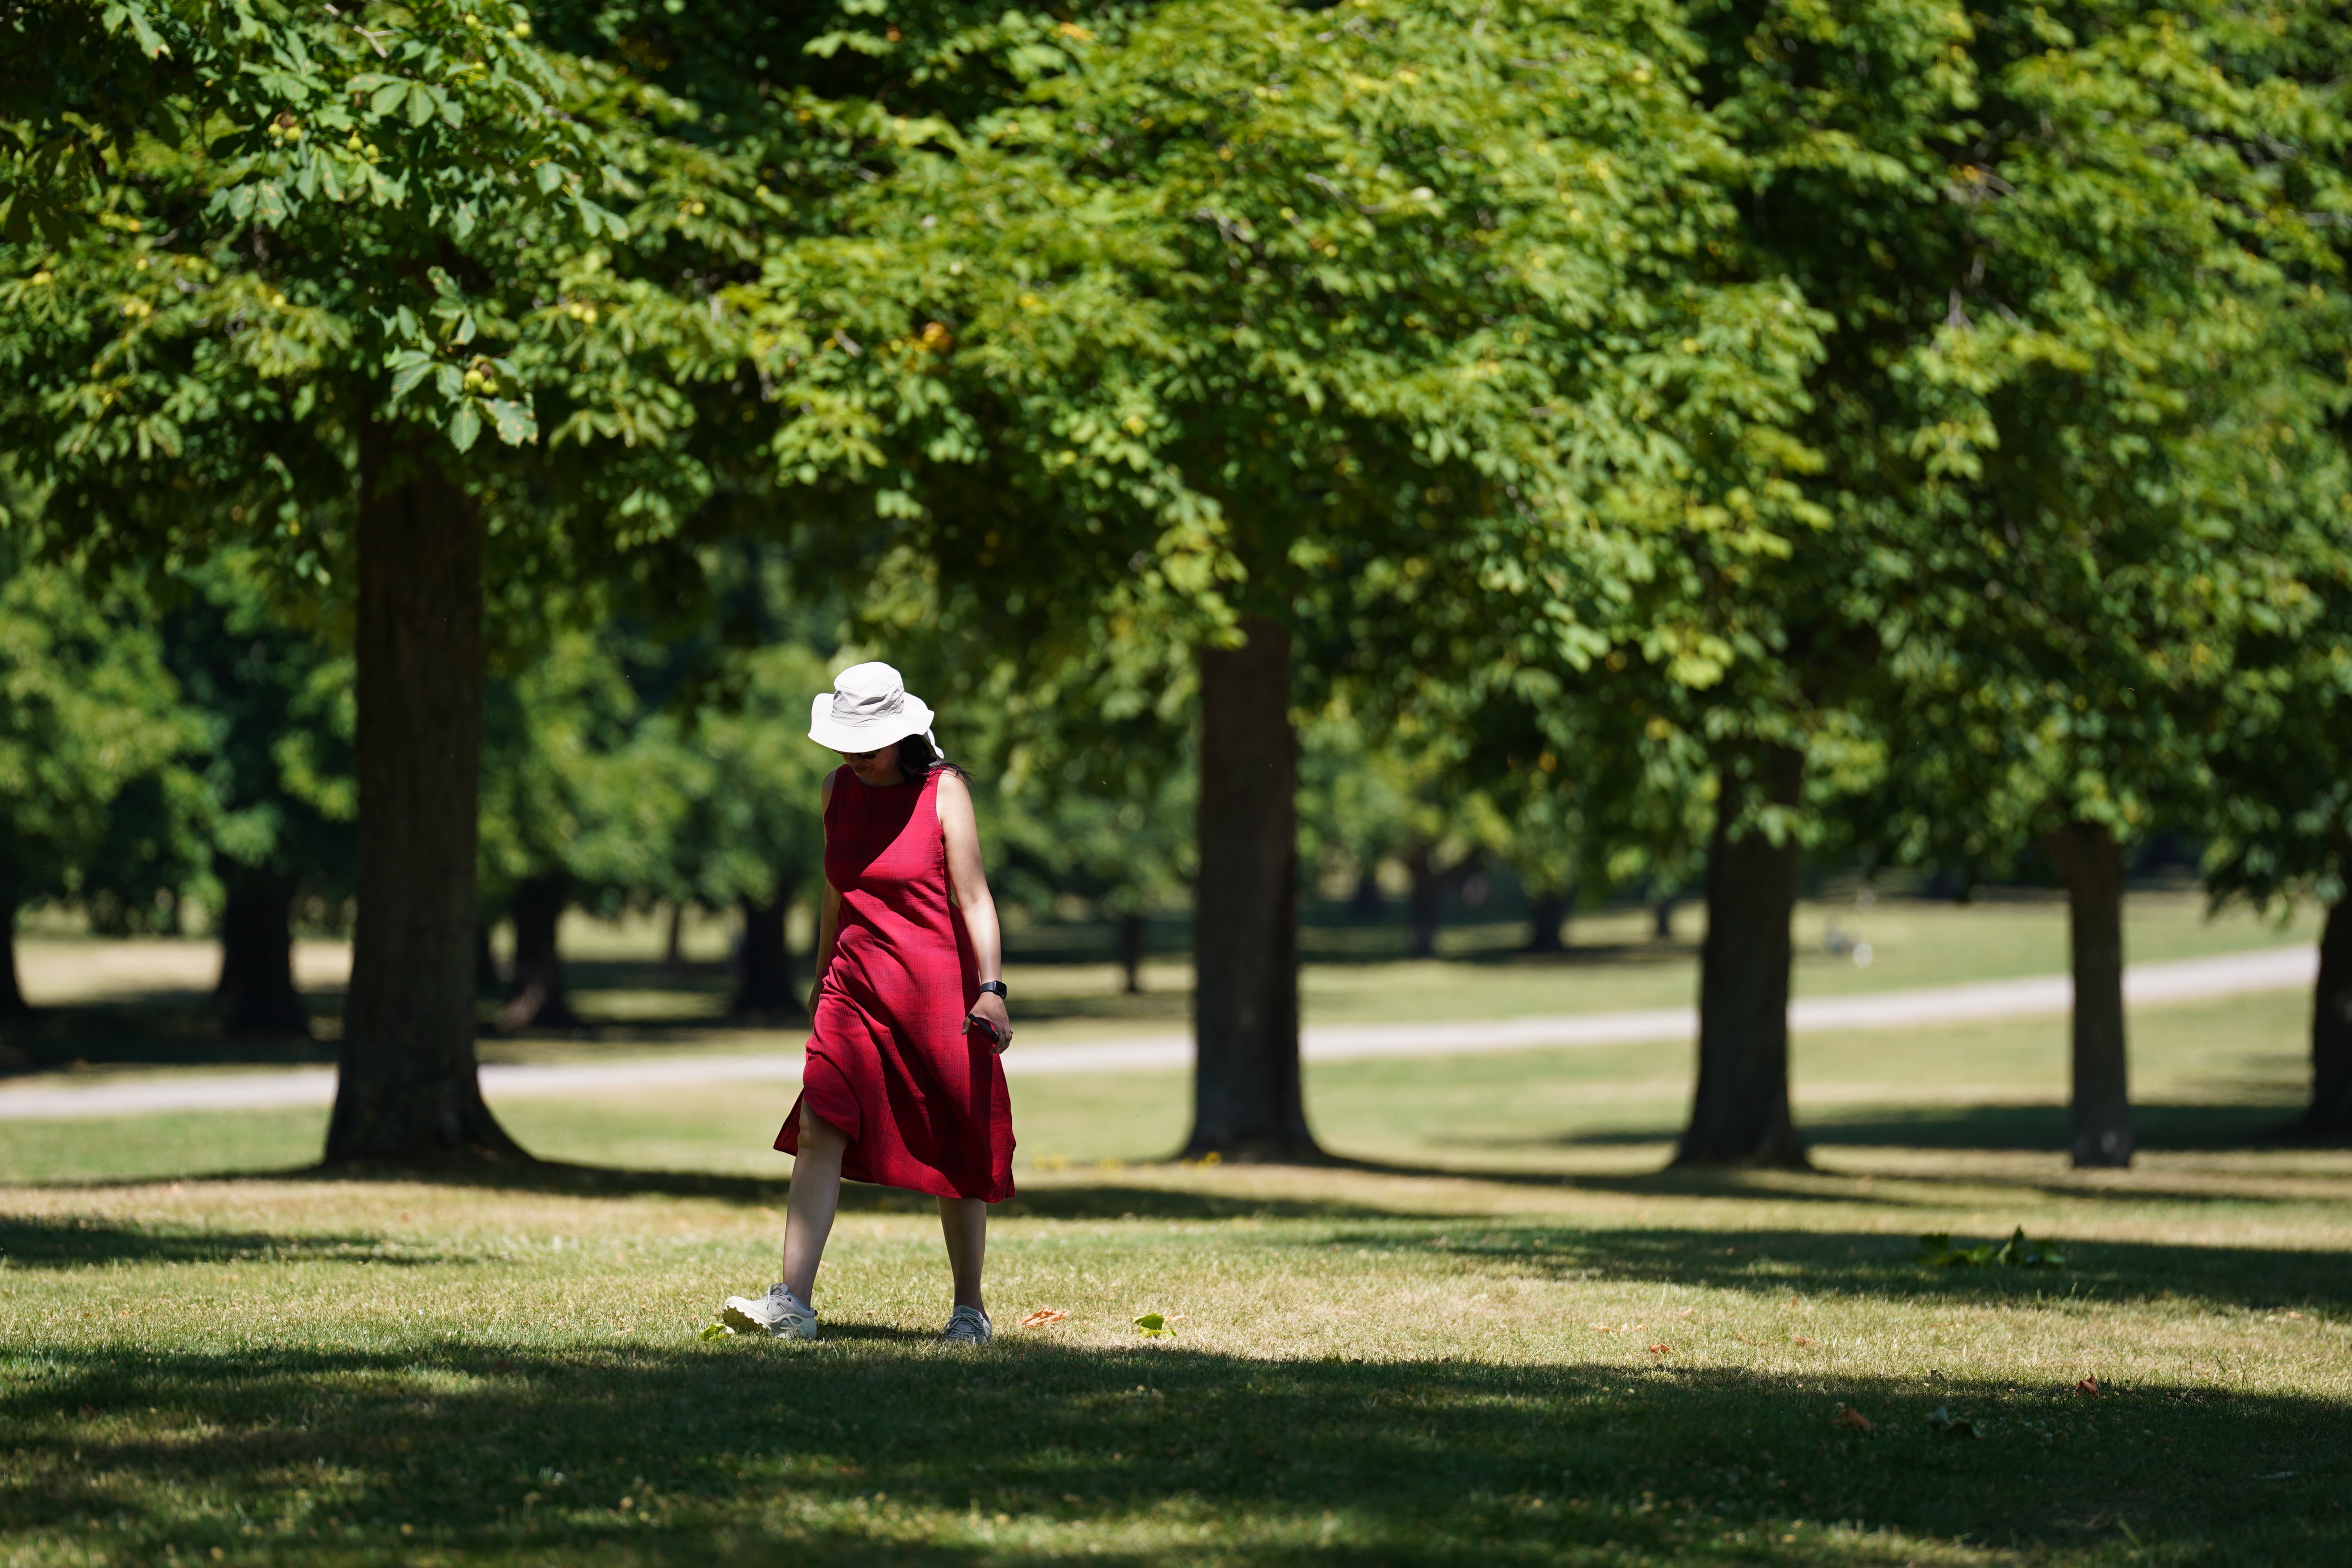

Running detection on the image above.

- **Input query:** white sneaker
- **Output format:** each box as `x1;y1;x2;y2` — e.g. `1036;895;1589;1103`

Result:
942;1305;993;1345
721;1283;820;1341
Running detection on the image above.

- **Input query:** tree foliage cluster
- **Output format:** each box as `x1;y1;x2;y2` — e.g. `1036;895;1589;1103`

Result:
3;0;2349;1167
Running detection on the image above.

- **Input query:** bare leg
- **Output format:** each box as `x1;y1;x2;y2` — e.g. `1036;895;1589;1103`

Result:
938;1196;988;1314
780;1105;848;1303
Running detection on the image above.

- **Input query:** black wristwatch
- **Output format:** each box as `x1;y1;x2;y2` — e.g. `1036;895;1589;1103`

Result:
976;980;1008;1001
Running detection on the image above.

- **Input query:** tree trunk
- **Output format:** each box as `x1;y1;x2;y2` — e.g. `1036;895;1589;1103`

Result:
662;901;687;975
0;889;29;1022
1185;615;1315;1160
497;872;578;1029
1116;911;1146;995
1404;841;1442;959
733;872;802;1019
1526;887;1569;954
2305;895;2352;1140
214;862;309;1038
1675;745;1808;1168
2043;818;2132;1168
1652;895;1676;942
1349;865;1383;918
326;432;524;1165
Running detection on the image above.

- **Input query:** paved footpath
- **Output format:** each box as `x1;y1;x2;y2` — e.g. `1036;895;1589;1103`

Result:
0;944;2314;1123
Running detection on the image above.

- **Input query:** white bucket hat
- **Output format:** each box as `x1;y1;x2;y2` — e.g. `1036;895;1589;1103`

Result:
808;661;940;755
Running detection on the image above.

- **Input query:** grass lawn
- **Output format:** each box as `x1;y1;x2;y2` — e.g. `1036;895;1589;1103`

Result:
5;959;2349;1566
0;890;2318;1076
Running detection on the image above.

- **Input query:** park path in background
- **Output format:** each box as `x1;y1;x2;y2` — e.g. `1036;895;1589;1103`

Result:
0;944;2315;1122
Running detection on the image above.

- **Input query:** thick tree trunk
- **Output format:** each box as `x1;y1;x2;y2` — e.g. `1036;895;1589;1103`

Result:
1652;896;1676;942
2043;818;2132;1168
2305;896;2352;1140
1675;746;1808;1169
733;872;802;1019
662;901;687;975
1116;911;1146;995
1526;887;1569;954
497;872;578;1029
214;862;309;1038
326;432;523;1165
1349;865;1384;918
1405;841;1442;959
1184;615;1315;1160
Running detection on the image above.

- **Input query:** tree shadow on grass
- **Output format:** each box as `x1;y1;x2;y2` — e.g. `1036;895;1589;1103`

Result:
291;1160;1406;1223
2;1338;2341;1566
0;1213;427;1269
1309;1225;2352;1314
1492;1101;2305;1156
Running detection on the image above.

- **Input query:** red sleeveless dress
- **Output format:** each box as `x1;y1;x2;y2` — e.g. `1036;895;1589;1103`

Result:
774;765;1015;1202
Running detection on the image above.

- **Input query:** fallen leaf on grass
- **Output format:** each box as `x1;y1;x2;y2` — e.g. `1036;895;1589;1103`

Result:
1134;1313;1173;1338
1791;1335;1818;1347
1017;1309;1068;1329
697;1321;735;1342
2076;1375;2102;1397
1646;1343;1670;1356
1833;1407;1875;1431
1590;1323;1619;1333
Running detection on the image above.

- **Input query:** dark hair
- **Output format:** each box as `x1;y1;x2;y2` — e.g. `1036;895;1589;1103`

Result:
895;731;967;779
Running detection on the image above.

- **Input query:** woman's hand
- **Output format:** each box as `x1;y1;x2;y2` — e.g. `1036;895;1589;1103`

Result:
968;990;1013;1053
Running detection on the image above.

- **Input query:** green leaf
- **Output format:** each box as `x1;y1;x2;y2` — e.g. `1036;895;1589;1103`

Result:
448;402;481;452
698;1321;734;1342
387;350;434;399
1133;1313;1172;1338
486;398;537;446
574;196;627;240
369;81;408;118
406;83;435;129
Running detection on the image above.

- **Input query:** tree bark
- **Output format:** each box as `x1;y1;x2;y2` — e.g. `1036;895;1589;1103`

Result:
1526;887;1569;954
1116;911;1146;995
2305;895;2352;1140
733;872;803;1019
214;862;309;1038
662;901;687;975
1349;865;1384;918
1184;615;1316;1160
2043;818;2132;1168
1652;895;1677;942
326;431;524;1165
496;872;578;1029
1675;745;1808;1168
1404;841;1442;959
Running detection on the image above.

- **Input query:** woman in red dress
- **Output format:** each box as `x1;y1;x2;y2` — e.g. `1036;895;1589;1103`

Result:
722;663;1016;1344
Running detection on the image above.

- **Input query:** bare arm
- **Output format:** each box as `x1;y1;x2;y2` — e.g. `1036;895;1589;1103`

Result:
807;771;840;1016
936;771;1011;1050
